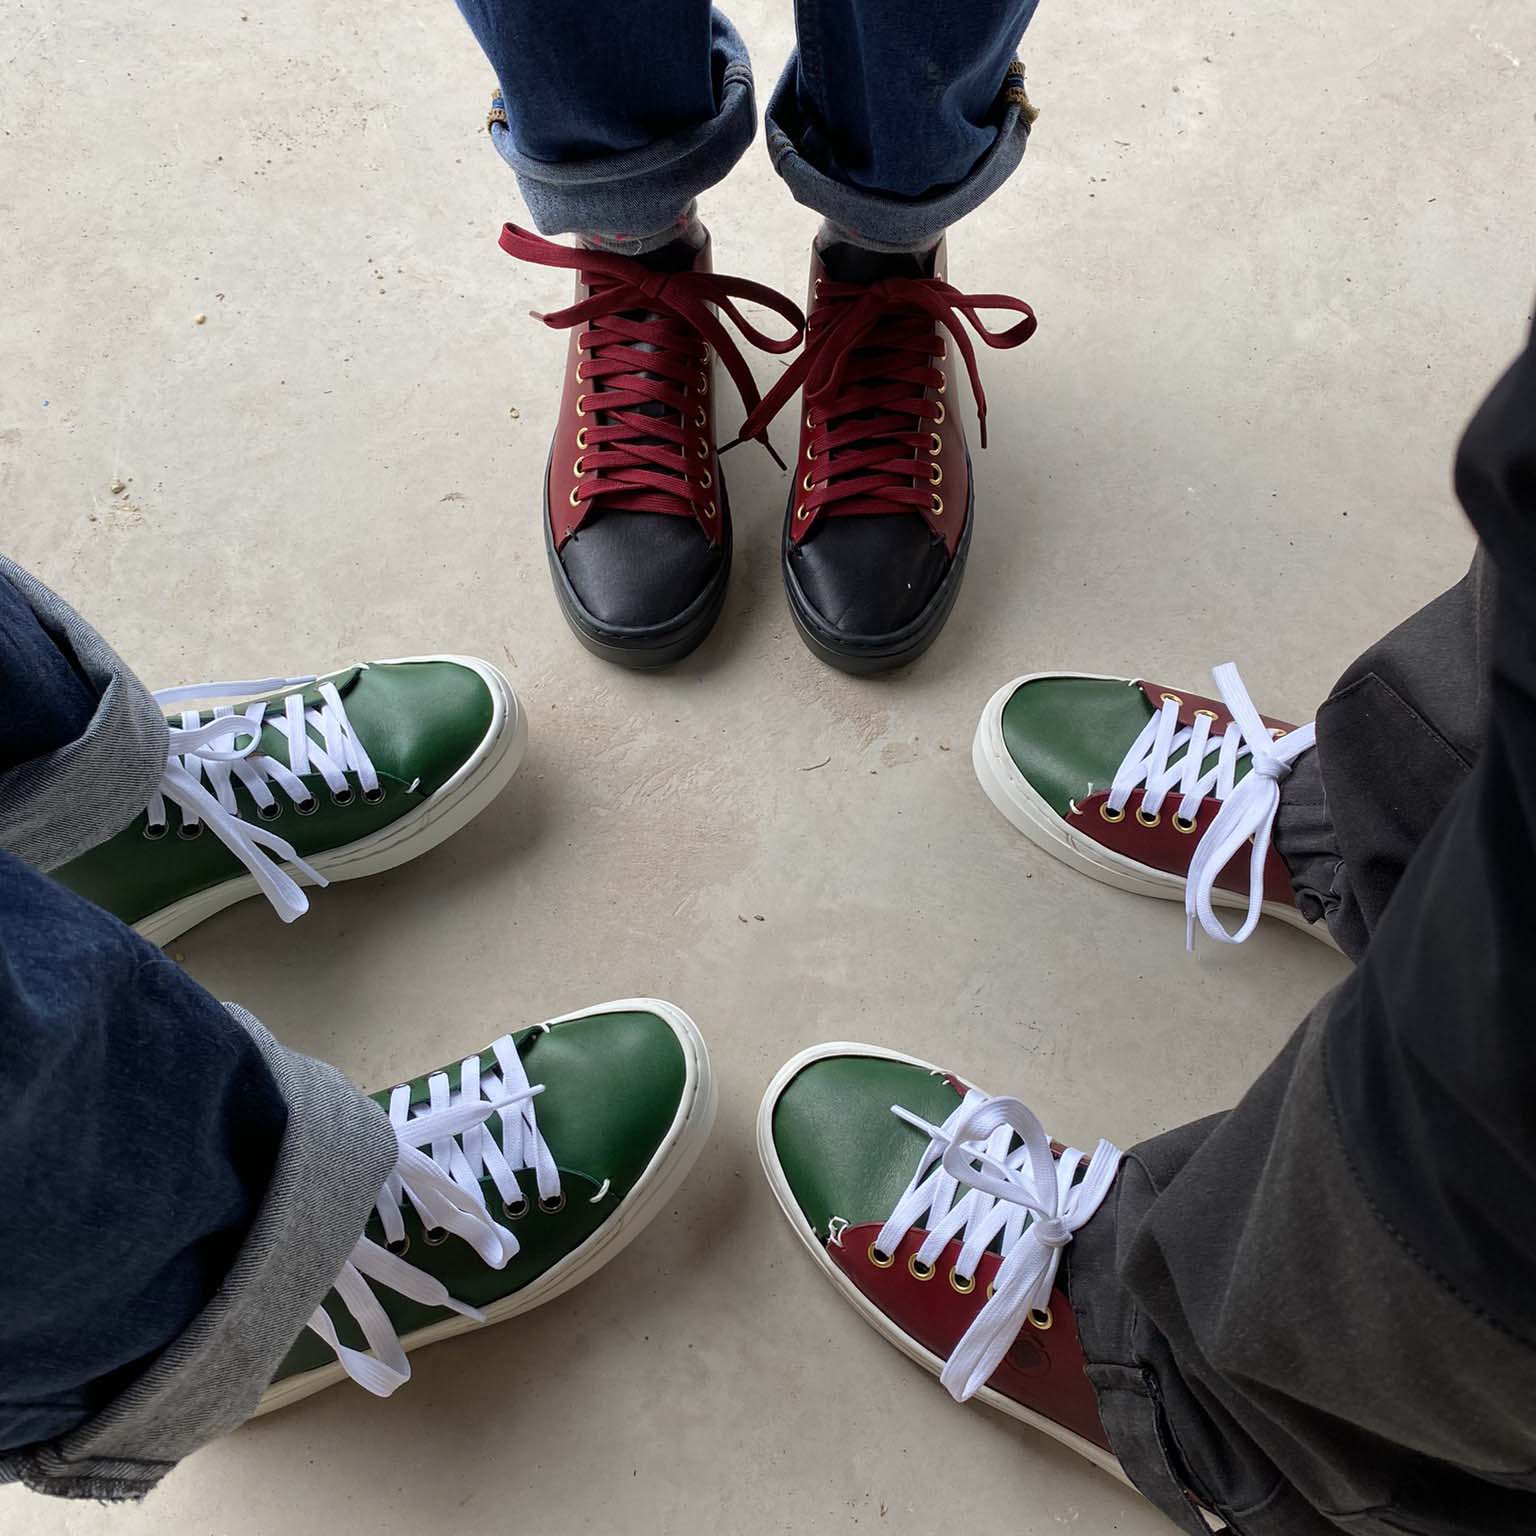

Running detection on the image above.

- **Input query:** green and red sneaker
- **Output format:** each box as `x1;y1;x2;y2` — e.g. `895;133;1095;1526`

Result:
758;1042;1125;1482
54;655;526;946
262;998;715;1413
972;661;1328;947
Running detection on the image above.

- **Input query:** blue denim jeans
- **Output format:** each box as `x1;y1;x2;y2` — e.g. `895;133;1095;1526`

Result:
0;574;289;1456
453;1;1040;251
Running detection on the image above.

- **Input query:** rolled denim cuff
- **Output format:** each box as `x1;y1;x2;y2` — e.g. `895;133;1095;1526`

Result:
765;57;1035;254
486;17;755;248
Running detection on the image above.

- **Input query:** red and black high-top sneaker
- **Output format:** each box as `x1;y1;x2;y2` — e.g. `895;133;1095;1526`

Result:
500;226;803;669
758;1041;1128;1484
736;239;1037;673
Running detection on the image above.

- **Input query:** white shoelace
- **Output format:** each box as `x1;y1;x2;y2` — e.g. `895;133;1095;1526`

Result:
872;1089;1121;1403
1104;662;1317;949
306;1032;561;1397
149;675;382;923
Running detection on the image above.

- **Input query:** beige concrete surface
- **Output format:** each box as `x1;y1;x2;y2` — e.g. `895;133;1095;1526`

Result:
2;0;1531;1530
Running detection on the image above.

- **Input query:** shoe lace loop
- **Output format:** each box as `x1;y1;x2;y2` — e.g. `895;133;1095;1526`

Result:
149;675;383;923
500;224;806;519
878;1089;1120;1403
306;1032;560;1397
1104;663;1317;949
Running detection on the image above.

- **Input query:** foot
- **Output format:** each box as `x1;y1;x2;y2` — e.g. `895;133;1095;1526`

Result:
758;1041;1125;1480
973;662;1327;946
54;655;525;944
501;224;802;669
263;998;715;1412
737;237;1036;673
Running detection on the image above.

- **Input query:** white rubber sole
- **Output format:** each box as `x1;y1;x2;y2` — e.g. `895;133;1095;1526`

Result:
756;1041;1133;1489
971;672;1336;947
136;654;528;947
256;997;716;1416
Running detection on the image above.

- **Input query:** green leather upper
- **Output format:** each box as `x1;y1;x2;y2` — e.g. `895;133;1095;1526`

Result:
275;1007;688;1382
771;1053;963;1240
1000;675;1252;816
53;660;494;925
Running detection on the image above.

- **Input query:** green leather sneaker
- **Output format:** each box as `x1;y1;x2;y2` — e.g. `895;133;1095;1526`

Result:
972;662;1330;948
54;654;526;945
260;998;715;1413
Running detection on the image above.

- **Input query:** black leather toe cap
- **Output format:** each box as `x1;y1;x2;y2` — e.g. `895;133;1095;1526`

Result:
560;509;723;632
788;515;950;639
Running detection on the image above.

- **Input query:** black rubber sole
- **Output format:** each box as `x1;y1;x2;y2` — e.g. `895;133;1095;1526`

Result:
781;465;975;676
542;458;732;671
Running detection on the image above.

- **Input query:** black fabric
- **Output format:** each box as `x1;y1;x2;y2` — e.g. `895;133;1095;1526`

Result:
1074;314;1536;1534
0;574;99;773
0;852;288;1453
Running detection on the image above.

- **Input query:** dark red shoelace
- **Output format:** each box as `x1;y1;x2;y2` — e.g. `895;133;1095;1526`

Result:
736;274;1037;521
500;224;805;522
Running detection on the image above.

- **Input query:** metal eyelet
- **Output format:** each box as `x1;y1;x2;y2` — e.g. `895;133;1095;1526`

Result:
176;821;204;841
795;504;810;522
257;801;283;822
986;1281;996;1300
363;785;386;805
143;821;169;841
929;432;943;456
805;410;817;431
1028;1305;1054;1331
929;462;943;486
423;1226;449;1247
503;1195;529;1221
933;401;947;425
868;1242;895;1269
700;503;716;520
802;472;815;492
696;440;709;459
694;407;707;428
1160;692;1184;707
1194;707;1218;720
696;371;708;393
386;1235;411;1258
949;1269;975;1295
930;493;944;518
936;371;948;394
572;453;586;477
1172;814;1198;835
1100;803;1126;824
698;469;713;488
575;393;588;417
539;1192;567;1215
331;786;355;807
294;796;319;817
568;485;582;508
1271;726;1288;739
805;441;816;461
1136;806;1161;828
908;1255;936;1281
575;425;588;451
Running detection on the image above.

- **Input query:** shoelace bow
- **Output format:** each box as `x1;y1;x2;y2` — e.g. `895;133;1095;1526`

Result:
500;224;806;519
734;273;1036;521
307;1031;560;1397
150;675;383;923
1102;663;1317;949
872;1088;1120;1403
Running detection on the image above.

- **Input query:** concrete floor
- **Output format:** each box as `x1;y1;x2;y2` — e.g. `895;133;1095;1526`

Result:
2;0;1531;1530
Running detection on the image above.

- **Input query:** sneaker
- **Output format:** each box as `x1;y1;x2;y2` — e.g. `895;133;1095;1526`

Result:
54;655;525;945
736;237;1036;673
973;662;1328;947
262;998;715;1412
758;1041;1126;1482
500;223;803;669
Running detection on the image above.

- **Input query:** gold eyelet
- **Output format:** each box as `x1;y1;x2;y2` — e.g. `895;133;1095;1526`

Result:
908;1255;936;1281
1160;692;1183;707
949;1269;975;1295
1271;726;1288;739
571;454;586;477
1194;707;1218;720
1136;807;1161;828
796;503;810;522
805;441;816;461
929;462;943;486
930;493;944;518
868;1242;894;1269
933;401;947;425
696;440;709;459
1172;814;1198;835
701;502;716;519
802;472;815;492
929;432;943;456
575;393;588;417
1028;1305;1054;1331
986;1281;995;1300
575;426;588;451
568;486;581;508
936;372;947;394
694;407;707;428
805;410;817;431
1100;803;1126;824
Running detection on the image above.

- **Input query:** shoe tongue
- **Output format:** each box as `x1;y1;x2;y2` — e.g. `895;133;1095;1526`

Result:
817;240;935;285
